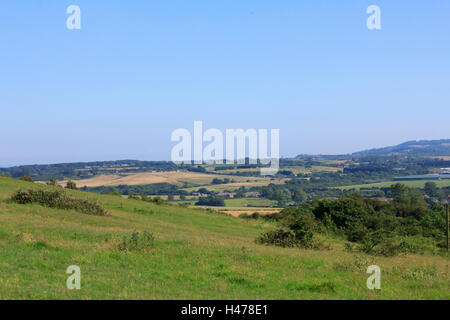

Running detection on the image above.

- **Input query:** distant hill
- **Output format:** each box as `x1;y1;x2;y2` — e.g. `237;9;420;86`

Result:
295;139;450;159
351;139;450;157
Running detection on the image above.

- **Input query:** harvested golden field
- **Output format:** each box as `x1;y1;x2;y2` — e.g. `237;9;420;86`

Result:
284;165;342;174
182;178;289;192
193;206;282;217
222;209;281;217
426;156;450;161
57;171;268;188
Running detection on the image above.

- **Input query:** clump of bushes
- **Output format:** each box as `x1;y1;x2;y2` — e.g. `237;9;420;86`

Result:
66;180;77;190
239;212;261;219
19;176;34;182
46;178;58;186
195;195;225;206
10;189;108;216
257;229;300;248
141;194;165;204
118;231;155;252
257;210;319;249
256;187;447;255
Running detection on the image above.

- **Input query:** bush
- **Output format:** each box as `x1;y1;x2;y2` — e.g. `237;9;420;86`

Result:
195;195;225;206
257;226;317;249
118;231;155;252
46;178;57;186
66;180;77;190
346;223;372;242
10;189;108;216
257;229;299;248
239;212;260;219
19;176;34;182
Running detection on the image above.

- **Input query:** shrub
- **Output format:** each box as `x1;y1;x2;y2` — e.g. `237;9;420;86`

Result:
19;176;34;182
257;228;299;248
66;180;77;190
257;227;317;249
118;231;155;252
239;212;260;219
346;223;370;242
141;195;165;204
46;178;57;186
10;189;108;216
195;195;225;206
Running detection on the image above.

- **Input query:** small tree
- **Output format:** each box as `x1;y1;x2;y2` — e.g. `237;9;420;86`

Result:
19;176;34;182
66;180;77;190
424;182;439;198
47;178;57;187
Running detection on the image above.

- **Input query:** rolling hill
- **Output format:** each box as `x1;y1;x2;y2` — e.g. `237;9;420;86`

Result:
0;176;448;299
351;139;450;157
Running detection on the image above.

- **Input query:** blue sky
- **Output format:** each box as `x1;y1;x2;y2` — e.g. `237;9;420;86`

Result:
0;0;449;166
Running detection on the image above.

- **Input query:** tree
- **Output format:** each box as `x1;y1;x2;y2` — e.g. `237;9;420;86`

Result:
47;178;57;187
391;184;427;218
390;183;409;199
66;180;77;190
195;195;225;206
424;182;438;198
292;187;307;204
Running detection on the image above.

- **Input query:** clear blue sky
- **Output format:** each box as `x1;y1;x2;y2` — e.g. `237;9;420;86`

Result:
1;0;449;166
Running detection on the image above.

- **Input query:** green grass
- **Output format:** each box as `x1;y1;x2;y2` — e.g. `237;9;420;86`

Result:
224;198;278;208
335;179;450;190
0;176;448;299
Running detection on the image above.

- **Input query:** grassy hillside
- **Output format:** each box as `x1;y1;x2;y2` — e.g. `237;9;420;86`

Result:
352;139;450;157
0;176;448;299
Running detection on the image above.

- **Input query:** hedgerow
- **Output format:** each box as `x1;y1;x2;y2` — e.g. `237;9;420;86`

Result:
10;189;108;216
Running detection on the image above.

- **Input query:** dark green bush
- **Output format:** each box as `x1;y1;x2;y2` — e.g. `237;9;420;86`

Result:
46;178;58;186
19;176;34;182
239;212;261;219
257;222;317;249
10;189;108;216
66;180;77;190
257;228;299;248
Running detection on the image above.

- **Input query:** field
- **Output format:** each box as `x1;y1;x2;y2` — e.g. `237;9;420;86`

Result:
56;171;267;188
181;178;289;192
224;198;278;208
336;179;450;190
0;176;448;299
283;166;343;174
217;165;342;175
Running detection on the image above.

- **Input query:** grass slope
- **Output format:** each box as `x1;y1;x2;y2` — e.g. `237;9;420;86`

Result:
0;176;448;299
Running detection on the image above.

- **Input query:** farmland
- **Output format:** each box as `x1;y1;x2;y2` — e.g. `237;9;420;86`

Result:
336;179;450;190
0;176;448;299
56;171;267;188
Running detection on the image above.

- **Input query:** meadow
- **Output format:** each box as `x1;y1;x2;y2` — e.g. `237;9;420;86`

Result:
0;176;448;299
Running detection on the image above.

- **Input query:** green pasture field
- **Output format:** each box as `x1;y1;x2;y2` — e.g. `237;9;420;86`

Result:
0;176;448;299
